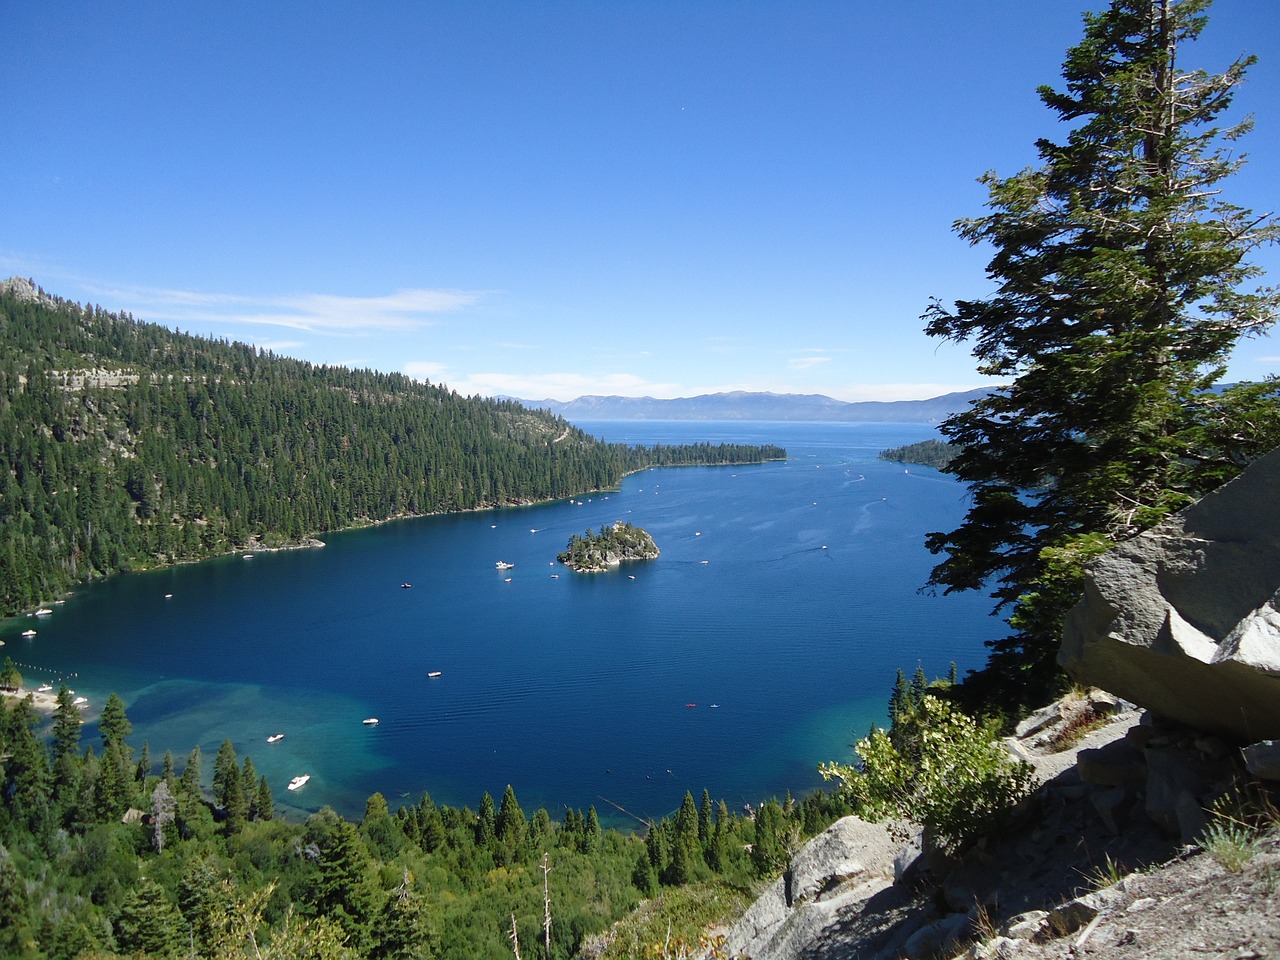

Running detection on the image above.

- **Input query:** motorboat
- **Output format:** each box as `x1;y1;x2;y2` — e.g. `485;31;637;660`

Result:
72;697;88;707
20;630;36;637
34;608;52;616
362;717;380;725
428;671;442;678
267;733;285;743
287;774;310;791
495;561;515;570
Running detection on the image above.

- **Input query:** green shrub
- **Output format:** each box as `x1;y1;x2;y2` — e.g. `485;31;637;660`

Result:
820;696;1037;857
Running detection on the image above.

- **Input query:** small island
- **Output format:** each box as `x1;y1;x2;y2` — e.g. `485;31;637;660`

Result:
879;438;961;470
557;521;660;573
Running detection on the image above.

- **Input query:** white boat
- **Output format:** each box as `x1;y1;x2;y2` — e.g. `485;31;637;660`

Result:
37;684;52;693
287;774;310;791
20;629;36;637
495;560;515;570
267;733;285;743
72;696;88;707
363;717;380;725
428;671;442;678
34;608;52;616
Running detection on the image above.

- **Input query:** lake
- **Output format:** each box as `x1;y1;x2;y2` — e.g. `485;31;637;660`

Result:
3;420;1000;828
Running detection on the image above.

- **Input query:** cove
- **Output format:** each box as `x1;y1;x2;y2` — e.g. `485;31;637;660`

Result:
5;420;1000;827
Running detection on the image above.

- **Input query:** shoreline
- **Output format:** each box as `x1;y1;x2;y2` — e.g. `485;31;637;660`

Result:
3;455;781;619
1;686;63;715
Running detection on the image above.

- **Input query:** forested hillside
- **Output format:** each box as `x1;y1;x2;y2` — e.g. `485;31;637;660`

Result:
0;678;851;958
0;279;783;613
878;438;960;470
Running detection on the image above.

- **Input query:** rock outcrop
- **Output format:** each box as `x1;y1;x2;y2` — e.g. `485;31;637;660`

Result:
1059;446;1280;742
721;817;904;960
714;699;1190;959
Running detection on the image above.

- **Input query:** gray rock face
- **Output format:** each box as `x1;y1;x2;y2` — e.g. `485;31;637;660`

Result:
1059;447;1280;742
0;276;40;302
1242;740;1280;781
721;816;901;960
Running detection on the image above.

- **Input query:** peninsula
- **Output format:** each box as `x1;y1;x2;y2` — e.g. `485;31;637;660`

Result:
557;521;659;573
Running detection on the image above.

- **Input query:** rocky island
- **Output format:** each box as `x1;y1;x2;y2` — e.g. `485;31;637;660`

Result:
557;521;659;573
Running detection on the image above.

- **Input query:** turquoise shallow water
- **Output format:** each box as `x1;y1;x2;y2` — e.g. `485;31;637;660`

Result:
3;420;999;826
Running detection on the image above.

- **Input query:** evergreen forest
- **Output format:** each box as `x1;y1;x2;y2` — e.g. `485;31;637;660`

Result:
0;671;853;958
0;281;783;614
877;439;961;471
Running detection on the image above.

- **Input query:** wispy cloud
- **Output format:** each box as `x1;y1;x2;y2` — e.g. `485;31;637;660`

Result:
787;355;832;370
403;361;450;382
250;339;306;354
88;283;484;334
442;371;680;401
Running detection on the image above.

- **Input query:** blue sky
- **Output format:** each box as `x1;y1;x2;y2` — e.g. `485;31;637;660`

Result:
4;1;1278;402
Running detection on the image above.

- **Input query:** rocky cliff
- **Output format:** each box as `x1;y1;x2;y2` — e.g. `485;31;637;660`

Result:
1059;446;1280;742
716;694;1280;959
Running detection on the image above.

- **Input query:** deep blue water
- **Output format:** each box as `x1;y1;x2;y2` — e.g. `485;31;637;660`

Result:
3;421;998;827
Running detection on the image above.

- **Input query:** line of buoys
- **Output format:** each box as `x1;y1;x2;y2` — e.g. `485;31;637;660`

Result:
4;660;78;677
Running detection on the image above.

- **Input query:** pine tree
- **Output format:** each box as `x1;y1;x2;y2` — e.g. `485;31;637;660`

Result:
495;785;527;863
922;0;1280;713
370;871;437;960
0;847;35;958
240;756;258;821
583;805;603;855
0;656;20;690
256;775;274;822
50;684;84;811
212;739;238;809
180;744;203;797
361;792;402;860
751;800;788;876
475;791;497;850
415;793;446;853
98;691;133;752
312;818;378;950
92;740;130;822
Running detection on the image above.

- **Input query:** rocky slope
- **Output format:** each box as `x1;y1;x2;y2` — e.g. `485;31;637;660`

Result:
716;693;1279;959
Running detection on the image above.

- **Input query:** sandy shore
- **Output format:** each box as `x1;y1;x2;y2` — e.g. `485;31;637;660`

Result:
2;686;68;714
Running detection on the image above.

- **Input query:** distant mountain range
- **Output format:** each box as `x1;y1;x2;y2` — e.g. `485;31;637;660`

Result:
513;388;993;423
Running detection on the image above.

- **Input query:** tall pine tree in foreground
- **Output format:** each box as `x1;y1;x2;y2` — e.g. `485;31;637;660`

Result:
923;0;1280;714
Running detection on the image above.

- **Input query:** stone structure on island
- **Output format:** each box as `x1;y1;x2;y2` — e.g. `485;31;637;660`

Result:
1059;445;1280;742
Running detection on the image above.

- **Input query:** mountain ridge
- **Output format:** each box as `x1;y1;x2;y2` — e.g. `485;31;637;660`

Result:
512;387;993;423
